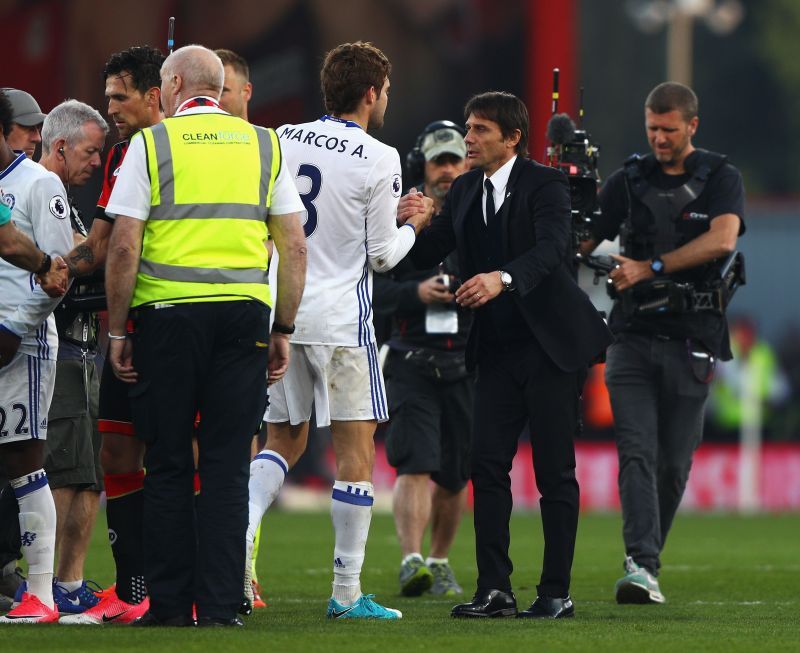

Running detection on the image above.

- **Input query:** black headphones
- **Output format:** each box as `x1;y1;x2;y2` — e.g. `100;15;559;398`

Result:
405;120;466;188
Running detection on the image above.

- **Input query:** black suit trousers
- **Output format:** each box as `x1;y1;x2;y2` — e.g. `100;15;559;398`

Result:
130;301;269;621
472;336;583;598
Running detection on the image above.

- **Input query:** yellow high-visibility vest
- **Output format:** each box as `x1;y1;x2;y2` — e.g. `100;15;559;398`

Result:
131;111;280;308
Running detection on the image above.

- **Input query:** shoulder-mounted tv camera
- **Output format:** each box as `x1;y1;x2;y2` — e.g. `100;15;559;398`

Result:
543;69;601;249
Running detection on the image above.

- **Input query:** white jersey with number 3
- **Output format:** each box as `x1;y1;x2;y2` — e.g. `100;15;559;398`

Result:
277;116;415;346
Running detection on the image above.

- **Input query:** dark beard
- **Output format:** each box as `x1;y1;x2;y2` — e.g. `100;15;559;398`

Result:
430;178;453;200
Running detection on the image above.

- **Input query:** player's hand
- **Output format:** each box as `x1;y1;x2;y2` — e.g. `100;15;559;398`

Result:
418;275;454;305
396;190;427;225
406;195;435;233
609;254;654;291
0;328;22;370
110;337;137;383
36;255;69;297
268;332;290;385
455;272;504;309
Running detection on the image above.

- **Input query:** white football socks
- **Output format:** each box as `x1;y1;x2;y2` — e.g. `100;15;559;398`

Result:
11;470;56;609
402;553;424;565
330;480;373;605
247;450;288;544
57;579;83;592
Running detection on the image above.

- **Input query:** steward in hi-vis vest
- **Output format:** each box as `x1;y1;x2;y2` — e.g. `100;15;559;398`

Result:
133;108;280;308
103;44;306;627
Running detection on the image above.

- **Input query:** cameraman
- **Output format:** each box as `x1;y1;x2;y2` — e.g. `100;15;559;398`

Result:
373;121;469;597
580;82;744;604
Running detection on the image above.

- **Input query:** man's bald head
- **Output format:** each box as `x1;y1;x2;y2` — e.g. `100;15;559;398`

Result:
160;45;224;116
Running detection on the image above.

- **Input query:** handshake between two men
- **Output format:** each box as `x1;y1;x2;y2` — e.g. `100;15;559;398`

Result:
396;189;507;311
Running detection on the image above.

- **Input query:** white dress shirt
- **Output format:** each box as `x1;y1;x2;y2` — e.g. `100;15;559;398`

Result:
482;155;517;223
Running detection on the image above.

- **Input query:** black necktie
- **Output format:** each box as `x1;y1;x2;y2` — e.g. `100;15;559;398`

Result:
484;178;495;222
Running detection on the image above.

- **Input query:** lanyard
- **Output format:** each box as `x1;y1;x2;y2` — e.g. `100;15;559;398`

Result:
178;96;221;112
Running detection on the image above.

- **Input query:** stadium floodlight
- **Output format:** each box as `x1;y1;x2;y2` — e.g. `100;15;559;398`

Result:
625;0;744;85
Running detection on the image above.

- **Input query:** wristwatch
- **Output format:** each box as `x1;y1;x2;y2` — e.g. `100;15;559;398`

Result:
499;270;515;292
271;321;296;335
650;257;666;276
35;253;52;276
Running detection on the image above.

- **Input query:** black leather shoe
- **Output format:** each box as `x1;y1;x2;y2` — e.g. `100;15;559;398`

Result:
197;616;245;627
517;595;575;619
132;611;196;627
451;589;517;618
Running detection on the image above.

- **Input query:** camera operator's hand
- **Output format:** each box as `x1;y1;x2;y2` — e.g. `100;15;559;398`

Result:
0;327;22;370
609;254;654;291
418;275;455;305
455;272;503;309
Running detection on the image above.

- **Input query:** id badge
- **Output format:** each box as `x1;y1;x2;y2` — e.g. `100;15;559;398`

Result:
425;304;458;334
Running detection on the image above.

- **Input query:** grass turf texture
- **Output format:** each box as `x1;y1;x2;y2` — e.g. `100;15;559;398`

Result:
3;511;799;652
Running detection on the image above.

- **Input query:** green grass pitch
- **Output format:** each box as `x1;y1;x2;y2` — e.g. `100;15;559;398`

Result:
3;510;799;652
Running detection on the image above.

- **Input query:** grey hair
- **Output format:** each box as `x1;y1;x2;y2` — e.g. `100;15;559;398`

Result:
41;99;109;154
162;44;224;97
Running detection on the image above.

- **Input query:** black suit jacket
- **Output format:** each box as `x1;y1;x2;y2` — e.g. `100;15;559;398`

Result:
411;156;613;372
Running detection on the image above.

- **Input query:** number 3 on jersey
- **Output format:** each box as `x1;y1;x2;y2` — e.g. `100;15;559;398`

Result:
296;163;322;238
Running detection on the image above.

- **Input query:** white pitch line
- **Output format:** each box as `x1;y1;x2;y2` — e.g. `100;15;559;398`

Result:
268;598;460;605
688;600;796;606
301;568;387;575
259;598;800;606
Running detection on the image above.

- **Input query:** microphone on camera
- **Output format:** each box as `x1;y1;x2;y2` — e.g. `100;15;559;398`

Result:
546;113;576;146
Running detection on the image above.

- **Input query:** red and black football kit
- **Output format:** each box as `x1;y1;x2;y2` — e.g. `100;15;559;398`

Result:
96;140;135;437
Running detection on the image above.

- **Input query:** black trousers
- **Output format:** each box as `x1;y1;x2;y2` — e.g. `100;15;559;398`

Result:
131;301;269;621
472;338;584;598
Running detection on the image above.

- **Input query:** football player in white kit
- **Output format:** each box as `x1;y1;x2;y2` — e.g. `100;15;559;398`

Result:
246;42;432;620
0;91;73;624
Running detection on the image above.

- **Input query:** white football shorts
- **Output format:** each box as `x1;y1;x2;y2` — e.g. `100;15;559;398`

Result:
0;353;56;444
267;343;388;426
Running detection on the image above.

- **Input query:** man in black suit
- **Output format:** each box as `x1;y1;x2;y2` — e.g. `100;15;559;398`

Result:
406;91;612;619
